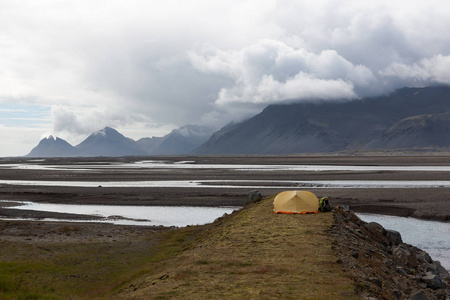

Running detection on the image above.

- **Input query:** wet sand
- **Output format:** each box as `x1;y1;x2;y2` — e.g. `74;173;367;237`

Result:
0;154;447;300
0;155;449;241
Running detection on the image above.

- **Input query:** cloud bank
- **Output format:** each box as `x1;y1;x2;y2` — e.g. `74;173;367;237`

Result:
1;0;450;155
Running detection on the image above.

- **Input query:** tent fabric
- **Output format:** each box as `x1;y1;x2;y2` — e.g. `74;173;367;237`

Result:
273;190;320;214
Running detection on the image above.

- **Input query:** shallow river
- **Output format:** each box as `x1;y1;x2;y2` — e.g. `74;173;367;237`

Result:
1;200;239;227
3;161;450;172
1;161;448;271
0;179;449;189
358;213;450;271
2;200;448;271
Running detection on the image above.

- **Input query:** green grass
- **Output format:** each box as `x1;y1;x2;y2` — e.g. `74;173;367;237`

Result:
0;197;362;299
0;225;204;300
116;197;362;299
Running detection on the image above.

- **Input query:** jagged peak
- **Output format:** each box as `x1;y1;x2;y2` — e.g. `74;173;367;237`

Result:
41;134;56;141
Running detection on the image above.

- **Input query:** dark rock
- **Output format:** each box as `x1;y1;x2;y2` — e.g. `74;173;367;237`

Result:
410;291;428;300
396;267;410;276
361;222;387;245
331;207;450;300
421;272;443;289
416;251;433;264
434;261;450;277
391;289;402;299
407;252;419;268
368;277;382;288
393;245;411;260
385;229;403;246
248;190;263;202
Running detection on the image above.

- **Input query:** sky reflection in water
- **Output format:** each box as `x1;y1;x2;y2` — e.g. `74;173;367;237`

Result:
2;201;239;227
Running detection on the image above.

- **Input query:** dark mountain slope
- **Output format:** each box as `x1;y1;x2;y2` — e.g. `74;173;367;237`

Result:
136;136;165;154
194;86;450;154
27;136;79;157
139;125;213;155
75;127;147;157
365;112;450;149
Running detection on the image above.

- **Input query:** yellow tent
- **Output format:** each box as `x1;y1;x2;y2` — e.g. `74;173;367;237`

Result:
273;190;319;214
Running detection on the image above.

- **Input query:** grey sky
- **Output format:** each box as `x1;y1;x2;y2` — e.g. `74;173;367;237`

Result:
1;0;450;156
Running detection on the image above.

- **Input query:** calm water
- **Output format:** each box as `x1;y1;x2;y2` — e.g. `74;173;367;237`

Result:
2;200;449;271
1;200;239;227
0;179;449;189
358;213;450;271
2;161;450;172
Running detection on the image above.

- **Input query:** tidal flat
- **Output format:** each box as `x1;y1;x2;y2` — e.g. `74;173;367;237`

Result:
1;155;449;221
0;155;449;298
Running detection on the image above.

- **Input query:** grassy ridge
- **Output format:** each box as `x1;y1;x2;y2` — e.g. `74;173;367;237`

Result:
0;225;203;299
0;196;361;299
117;197;360;299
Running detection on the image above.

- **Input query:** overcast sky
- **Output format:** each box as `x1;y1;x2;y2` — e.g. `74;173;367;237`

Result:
1;0;450;156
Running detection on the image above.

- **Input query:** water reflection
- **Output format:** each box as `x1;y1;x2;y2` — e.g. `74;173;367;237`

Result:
0;179;449;188
358;213;450;271
2;161;450;172
1;201;240;227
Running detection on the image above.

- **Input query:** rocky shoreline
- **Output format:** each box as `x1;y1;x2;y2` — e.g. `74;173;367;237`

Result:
332;206;450;300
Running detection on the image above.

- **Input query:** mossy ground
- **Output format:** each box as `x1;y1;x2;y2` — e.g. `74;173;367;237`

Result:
117;197;360;299
0;224;199;299
0;196;360;299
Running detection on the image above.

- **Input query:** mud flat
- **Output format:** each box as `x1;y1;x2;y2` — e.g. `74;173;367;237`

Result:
0;155;448;298
0;155;449;240
1;155;449;221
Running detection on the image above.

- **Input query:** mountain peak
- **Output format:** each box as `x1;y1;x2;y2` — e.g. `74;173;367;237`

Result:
93;127;120;137
75;127;146;156
27;136;78;157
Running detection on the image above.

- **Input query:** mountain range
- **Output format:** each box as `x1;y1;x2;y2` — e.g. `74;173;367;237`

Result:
27;125;213;157
27;86;450;157
194;86;450;154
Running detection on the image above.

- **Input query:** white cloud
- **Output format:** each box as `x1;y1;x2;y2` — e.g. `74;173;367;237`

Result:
1;0;450;155
189;39;371;108
381;55;450;85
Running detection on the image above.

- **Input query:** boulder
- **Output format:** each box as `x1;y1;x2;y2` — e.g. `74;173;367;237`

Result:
385;229;403;246
421;272;444;289
361;222;387;245
410;291;429;300
248;190;263;202
393;245;411;259
331;207;450;300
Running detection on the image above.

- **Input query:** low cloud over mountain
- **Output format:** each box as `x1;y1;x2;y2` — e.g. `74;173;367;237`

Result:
27;86;450;157
194;86;450;154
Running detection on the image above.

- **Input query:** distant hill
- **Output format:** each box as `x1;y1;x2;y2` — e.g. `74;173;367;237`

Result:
75;127;148;157
193;86;450;154
142;125;214;155
136;136;165;155
27;125;214;157
27;136;79;157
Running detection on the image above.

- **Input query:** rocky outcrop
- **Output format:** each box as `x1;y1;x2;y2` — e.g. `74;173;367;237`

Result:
331;206;450;300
